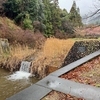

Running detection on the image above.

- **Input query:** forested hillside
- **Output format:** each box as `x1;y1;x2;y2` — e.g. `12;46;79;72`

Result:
0;0;83;37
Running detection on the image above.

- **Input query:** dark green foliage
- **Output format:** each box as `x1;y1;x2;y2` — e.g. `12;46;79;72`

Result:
3;0;20;19
2;0;81;37
3;0;41;29
23;14;33;30
59;9;74;34
43;0;53;36
60;9;68;18
43;0;61;37
69;1;83;27
50;0;61;31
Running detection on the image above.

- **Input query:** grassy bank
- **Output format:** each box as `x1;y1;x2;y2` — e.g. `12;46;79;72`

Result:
0;38;75;78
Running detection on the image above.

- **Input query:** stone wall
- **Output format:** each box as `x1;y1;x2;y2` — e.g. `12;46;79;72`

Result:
62;40;100;67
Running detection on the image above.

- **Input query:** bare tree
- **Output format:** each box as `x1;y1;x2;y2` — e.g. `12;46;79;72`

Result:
83;0;100;19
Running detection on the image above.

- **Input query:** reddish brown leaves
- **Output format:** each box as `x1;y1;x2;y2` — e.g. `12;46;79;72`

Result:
42;91;85;100
60;56;100;87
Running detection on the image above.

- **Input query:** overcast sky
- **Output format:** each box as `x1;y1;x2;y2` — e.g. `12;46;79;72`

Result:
58;0;100;16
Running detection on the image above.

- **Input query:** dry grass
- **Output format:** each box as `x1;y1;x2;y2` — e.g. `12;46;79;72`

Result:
0;44;36;72
10;44;35;59
31;38;75;78
43;38;75;58
0;17;21;30
0;17;75;74
0;38;75;75
43;38;75;68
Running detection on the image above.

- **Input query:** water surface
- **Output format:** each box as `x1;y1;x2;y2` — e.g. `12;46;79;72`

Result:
0;67;39;100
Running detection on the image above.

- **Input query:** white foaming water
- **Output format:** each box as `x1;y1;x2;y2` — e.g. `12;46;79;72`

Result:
7;71;31;81
7;61;31;81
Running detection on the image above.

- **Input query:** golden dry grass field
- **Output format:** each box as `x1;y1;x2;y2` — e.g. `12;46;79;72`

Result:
31;38;75;76
0;38;75;74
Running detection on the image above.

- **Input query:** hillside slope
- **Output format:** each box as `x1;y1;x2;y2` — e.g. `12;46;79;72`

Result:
0;17;75;78
0;17;45;47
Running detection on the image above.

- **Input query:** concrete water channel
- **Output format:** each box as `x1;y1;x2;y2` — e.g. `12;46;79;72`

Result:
7;50;100;100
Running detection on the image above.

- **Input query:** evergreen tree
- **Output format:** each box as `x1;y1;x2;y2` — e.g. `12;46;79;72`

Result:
15;0;39;23
43;0;53;37
3;0;44;29
3;0;75;36
3;0;20;19
69;0;83;27
50;0;61;32
60;9;74;34
43;0;61;37
37;0;45;22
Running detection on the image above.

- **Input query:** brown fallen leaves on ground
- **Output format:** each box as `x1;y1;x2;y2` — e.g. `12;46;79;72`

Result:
42;91;84;100
60;56;100;87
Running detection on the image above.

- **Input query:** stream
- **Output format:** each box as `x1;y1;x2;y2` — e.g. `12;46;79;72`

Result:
0;67;39;100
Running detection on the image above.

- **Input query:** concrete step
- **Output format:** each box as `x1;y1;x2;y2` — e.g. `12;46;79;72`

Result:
6;84;51;100
50;50;100;76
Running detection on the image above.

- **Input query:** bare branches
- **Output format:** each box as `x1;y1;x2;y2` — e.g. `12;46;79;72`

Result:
83;9;100;19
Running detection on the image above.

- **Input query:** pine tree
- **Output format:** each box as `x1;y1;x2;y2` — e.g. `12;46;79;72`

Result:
69;0;82;27
3;0;75;35
50;0;61;32
59;9;74;34
3;0;46;31
42;0;53;37
43;0;61;37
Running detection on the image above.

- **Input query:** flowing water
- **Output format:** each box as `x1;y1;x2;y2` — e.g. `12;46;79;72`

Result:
20;61;31;73
0;61;39;100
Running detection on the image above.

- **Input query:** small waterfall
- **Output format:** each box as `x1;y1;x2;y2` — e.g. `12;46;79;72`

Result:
7;61;32;80
20;61;31;72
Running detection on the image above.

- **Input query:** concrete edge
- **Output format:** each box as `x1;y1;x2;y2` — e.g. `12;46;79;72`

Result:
36;75;100;100
50;50;100;76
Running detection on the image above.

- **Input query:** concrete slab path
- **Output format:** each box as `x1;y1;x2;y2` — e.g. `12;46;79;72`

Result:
37;75;100;100
6;84;51;100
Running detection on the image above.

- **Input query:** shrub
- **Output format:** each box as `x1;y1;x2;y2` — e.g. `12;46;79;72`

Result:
23;14;33;30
